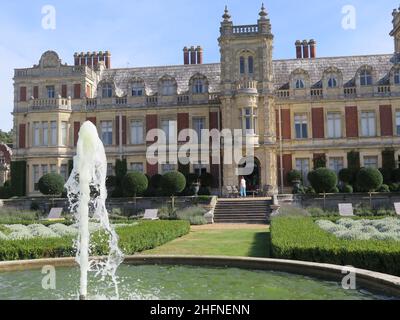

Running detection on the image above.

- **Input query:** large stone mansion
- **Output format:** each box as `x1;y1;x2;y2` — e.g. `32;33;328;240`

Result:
11;5;400;196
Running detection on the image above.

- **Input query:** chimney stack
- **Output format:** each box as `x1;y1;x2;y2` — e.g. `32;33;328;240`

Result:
302;40;309;59
190;46;196;64
196;46;203;64
74;53;79;66
309;39;316;58
183;47;189;65
105;51;111;69
295;41;302;59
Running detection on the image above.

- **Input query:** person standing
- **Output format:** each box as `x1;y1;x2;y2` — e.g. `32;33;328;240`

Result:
240;176;247;198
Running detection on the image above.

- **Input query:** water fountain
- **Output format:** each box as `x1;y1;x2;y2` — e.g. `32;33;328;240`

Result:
65;121;124;300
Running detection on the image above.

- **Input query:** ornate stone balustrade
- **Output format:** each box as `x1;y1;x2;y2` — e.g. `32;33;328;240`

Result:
233;25;259;34
30;98;71;111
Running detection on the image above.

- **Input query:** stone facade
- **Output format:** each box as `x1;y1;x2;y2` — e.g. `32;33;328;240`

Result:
11;5;400;195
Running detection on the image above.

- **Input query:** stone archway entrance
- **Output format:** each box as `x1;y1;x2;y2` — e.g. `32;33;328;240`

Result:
238;157;261;193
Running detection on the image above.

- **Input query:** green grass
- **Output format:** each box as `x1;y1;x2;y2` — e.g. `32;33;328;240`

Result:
144;227;270;258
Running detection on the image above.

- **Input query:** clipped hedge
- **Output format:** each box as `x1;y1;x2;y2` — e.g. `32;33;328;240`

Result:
270;216;400;276
0;220;190;261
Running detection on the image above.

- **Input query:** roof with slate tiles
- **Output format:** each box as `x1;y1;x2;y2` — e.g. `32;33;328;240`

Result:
98;53;398;95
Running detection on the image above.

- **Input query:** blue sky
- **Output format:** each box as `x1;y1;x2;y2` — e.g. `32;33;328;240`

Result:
0;0;398;131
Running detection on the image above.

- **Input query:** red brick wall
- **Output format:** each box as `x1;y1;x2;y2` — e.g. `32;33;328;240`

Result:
146;115;158;144
19;124;26;148
178;113;189;142
20;87;27;102
33;86;39;99
380;105;393;137
345;106;358;138
209;112;219;130
312;108;324;139
61;85;67;98
276;109;292;140
277;154;292;187
74;122;80;146
74;84;81;99
146;163;158;177
86;117;97;126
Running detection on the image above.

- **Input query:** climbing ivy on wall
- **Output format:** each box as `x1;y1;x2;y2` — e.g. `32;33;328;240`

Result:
10;161;27;197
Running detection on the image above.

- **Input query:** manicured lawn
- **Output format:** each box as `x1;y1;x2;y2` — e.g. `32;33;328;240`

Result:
144;224;270;258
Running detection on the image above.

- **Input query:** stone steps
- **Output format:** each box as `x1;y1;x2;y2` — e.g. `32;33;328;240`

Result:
214;198;271;224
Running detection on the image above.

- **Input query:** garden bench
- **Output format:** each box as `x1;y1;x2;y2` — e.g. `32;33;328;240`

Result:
394;203;400;216
46;208;64;221
338;203;354;217
143;209;159;221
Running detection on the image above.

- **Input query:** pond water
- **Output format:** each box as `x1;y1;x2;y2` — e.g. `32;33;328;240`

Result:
0;264;394;300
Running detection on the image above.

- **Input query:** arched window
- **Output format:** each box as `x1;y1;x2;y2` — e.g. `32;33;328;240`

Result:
161;79;176;96
248;56;254;74
240;57;245;74
328;77;337;88
193;79;206;94
295;79;305;89
360;70;373;86
394;70;400;85
132;82;144;96
102;83;113;98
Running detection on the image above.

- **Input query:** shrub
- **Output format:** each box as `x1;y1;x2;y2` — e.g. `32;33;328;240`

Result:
200;172;214;188
338;168;355;185
270;216;400;276
392;168;400;183
176;206;207;225
38;173;65;196
198;186;211;196
150;174;163;190
122;172;148;197
0;220;190;261
341;184;353;194
378;184;390;193
330;186;339;193
389;183;400;193
0;186;12;199
287;170;302;184
307;168;338;194
161;172;186;196
356;168;383;192
379;168;393;185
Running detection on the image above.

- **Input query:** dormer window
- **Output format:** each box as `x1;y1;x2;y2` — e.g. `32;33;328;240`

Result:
328;77;338;88
102;83;113;98
132;82;144;96
394;70;400;85
295;79;305;89
360;70;373;86
161;80;176;96
192;79;207;94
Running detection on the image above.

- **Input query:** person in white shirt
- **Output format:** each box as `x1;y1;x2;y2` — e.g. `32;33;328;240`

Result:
240;177;247;198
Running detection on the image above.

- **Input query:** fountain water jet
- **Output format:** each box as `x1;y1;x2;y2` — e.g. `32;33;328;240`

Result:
65;121;124;300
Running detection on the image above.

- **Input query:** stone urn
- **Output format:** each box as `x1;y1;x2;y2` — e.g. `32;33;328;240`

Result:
193;182;201;197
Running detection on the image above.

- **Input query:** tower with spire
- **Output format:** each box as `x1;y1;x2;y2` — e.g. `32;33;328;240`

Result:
218;4;277;190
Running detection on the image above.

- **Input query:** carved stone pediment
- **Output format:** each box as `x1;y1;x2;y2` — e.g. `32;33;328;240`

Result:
39;51;61;69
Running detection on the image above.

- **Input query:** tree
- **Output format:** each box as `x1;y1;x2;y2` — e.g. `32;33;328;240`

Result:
287;170;302;185
0;129;13;144
122;172;148;198
356;168;384;206
308;168;338;194
161;172;186;210
38;173;65;209
308;168;338;209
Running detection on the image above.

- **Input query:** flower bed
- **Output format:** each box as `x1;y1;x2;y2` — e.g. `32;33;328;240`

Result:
270;216;400;276
0;220;190;261
316;218;400;241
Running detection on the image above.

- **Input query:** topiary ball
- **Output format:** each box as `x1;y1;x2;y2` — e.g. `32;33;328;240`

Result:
122;172;149;197
307;168;338;194
356;168;383;192
341;184;354;194
38;173;65;196
287;170;302;184
161;171;186;196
